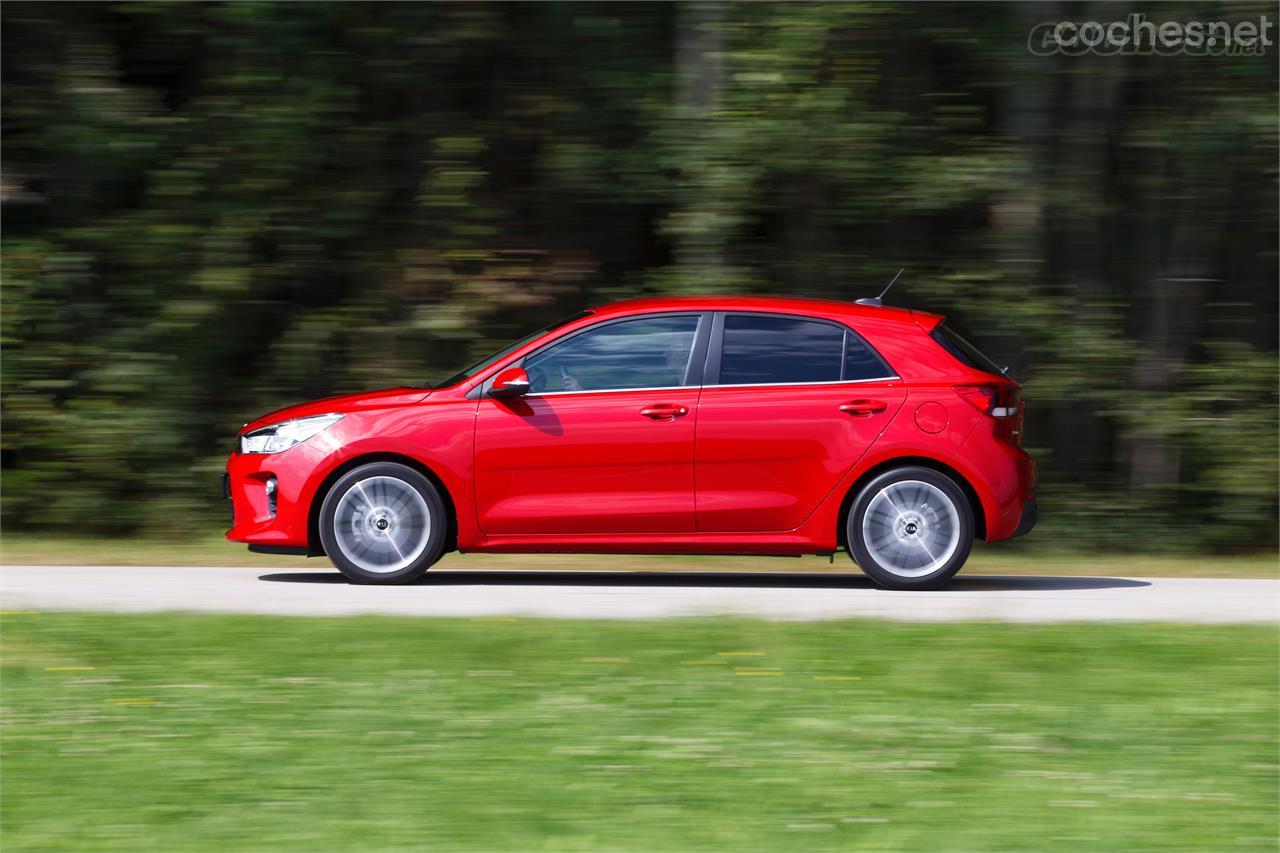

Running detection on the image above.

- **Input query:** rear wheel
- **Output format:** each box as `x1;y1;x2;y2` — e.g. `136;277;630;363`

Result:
319;462;446;584
846;466;973;590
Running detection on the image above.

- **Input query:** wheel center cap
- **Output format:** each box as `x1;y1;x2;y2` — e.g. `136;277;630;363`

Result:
904;522;919;535
375;518;390;531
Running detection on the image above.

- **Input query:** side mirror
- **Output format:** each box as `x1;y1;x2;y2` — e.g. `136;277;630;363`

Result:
489;366;530;398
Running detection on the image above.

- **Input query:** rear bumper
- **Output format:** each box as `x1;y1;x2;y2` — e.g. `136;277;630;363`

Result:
1011;496;1038;538
963;436;1036;542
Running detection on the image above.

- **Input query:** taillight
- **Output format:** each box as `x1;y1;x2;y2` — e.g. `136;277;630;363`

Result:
953;384;1012;416
954;384;1022;445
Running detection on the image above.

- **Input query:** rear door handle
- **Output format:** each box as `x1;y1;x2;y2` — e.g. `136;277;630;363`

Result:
640;404;689;420
839;399;887;417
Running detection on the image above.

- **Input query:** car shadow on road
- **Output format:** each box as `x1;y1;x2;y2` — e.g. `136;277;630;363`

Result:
257;571;1150;591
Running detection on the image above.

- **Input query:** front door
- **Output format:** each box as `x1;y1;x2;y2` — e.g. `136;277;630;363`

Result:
474;313;707;535
695;312;906;532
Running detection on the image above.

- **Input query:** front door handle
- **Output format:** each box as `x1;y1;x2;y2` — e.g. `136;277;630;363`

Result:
839;399;887;417
639;404;689;420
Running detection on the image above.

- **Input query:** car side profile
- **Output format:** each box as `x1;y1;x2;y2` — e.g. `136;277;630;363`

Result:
225;296;1036;589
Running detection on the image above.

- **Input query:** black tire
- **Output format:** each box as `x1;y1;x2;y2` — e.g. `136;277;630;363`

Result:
846;466;974;590
319;462;447;585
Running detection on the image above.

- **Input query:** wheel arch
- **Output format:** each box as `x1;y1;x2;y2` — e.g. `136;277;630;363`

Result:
836;456;987;547
307;452;459;556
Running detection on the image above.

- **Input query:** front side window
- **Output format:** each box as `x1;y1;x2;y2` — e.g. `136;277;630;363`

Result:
525;314;701;393
431;310;593;389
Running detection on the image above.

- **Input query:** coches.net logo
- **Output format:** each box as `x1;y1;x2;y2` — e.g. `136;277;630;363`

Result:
1029;13;1274;56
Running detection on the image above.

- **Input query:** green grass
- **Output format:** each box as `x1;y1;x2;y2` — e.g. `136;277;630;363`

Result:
3;613;1276;851
1;534;1276;577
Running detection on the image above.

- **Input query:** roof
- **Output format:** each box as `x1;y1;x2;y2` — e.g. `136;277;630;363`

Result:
588;295;936;326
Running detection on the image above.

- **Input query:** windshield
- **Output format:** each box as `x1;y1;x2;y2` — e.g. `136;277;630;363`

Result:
428;310;593;389
930;322;1006;377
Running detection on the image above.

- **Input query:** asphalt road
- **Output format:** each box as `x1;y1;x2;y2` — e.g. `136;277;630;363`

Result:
2;565;1276;622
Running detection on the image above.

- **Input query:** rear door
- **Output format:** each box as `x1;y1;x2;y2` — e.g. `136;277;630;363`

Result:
694;312;906;532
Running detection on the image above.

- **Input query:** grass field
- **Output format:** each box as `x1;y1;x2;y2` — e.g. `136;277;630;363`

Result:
3;612;1275;851
1;535;1276;578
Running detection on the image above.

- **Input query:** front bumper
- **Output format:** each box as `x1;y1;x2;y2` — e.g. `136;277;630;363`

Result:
220;472;233;524
224;448;318;549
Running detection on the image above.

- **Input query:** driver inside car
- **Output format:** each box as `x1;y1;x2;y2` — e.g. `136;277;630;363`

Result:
553;333;688;392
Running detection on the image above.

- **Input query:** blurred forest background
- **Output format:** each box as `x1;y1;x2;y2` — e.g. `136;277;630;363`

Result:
2;2;1276;552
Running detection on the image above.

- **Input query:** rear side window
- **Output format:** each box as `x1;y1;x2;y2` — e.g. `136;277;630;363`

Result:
717;314;891;385
931;323;1005;377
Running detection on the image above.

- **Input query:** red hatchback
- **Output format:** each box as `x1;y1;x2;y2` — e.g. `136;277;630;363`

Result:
225;296;1036;589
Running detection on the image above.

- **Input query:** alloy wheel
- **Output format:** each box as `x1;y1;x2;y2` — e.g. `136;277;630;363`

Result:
859;479;962;578
331;475;432;574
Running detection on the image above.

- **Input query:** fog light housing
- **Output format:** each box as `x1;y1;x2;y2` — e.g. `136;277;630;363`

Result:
265;476;277;517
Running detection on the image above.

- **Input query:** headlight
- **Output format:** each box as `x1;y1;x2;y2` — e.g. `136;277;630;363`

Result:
240;414;343;454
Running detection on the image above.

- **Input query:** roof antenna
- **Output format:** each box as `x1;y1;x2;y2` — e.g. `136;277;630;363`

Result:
856;268;904;307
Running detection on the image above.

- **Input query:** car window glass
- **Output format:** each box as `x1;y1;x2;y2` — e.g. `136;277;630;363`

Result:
525;315;700;393
719;315;845;385
431;310;593;389
931;323;1004;377
843;333;892;381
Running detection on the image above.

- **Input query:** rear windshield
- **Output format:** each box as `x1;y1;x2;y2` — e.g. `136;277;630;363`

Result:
931;323;1005;377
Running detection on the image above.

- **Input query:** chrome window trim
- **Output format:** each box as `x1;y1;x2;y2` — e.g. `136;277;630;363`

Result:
522;375;901;398
702;375;900;390
525;385;693;398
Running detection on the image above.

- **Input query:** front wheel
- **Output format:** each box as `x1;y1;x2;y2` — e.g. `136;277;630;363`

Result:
319;462;447;584
846;466;974;590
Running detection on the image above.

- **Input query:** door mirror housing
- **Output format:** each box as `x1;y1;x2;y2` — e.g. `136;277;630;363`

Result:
489;366;531;398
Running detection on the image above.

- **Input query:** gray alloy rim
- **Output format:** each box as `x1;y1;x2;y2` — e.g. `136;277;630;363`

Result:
860;480;961;578
332;475;431;574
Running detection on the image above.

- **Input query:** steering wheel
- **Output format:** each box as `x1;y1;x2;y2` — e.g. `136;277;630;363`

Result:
526;365;549;393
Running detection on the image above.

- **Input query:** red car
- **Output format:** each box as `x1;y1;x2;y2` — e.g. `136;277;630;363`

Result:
225;296;1036;589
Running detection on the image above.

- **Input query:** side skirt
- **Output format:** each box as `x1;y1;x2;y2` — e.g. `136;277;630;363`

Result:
467;532;821;556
